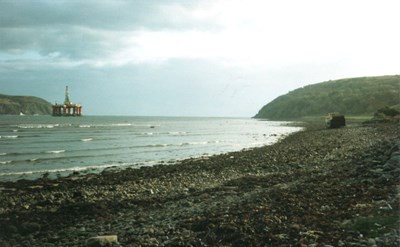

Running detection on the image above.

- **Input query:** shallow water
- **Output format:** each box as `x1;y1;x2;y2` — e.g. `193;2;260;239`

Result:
0;115;302;181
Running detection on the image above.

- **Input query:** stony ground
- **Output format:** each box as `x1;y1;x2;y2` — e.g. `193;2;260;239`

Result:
0;122;399;247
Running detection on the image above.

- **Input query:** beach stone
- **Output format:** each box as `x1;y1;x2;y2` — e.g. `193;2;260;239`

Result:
4;224;18;234
147;238;159;246
0;240;11;247
21;222;41;234
290;223;301;231
337;240;345;246
367;238;376;246
383;154;400;170
86;235;119;247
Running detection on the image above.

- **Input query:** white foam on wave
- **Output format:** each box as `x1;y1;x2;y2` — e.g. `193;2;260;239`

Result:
142;132;154;136
0;158;184;179
0;162;137;177
169;131;187;135
81;138;93;142
112;123;132;127
180;141;208;146
147;140;219;148
147;143;172;148
45;150;66;154
0;153;7;156
17;124;59;129
0;135;18;139
79;123;138;128
0;166;96;176
0;161;12;165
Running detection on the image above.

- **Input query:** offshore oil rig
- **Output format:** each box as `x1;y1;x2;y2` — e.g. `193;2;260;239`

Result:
52;86;82;116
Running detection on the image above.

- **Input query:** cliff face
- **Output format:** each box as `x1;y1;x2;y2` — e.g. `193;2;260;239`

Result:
0;94;52;115
255;75;400;120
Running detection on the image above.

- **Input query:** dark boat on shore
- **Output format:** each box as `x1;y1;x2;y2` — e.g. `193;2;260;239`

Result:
325;112;345;128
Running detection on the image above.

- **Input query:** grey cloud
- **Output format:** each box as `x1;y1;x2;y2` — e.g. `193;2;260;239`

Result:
0;0;211;30
0;0;155;59
0;26;117;59
1;1;156;29
0;0;217;61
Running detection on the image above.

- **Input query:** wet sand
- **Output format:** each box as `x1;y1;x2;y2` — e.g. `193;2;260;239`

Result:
0;122;399;246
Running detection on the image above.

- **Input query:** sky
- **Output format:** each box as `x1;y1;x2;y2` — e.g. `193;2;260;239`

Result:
0;0;399;117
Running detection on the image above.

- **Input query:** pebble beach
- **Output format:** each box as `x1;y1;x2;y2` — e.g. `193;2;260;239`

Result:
0;121;399;246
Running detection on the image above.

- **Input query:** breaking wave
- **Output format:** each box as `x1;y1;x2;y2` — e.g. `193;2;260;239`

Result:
81;138;93;142
0;135;18;139
45;150;66;154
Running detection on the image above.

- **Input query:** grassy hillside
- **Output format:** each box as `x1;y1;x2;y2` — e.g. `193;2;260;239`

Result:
0;94;52;115
254;75;400;120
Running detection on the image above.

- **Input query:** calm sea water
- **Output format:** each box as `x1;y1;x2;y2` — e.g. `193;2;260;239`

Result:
0;116;302;181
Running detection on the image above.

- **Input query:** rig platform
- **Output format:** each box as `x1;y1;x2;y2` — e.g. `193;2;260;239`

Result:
52;86;82;116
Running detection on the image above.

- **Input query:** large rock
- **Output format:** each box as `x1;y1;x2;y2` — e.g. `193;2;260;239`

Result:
86;235;119;247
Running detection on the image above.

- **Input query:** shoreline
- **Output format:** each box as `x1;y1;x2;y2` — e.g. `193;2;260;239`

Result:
0;122;399;246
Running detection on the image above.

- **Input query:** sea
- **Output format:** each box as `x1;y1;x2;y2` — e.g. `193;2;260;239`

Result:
0;116;302;182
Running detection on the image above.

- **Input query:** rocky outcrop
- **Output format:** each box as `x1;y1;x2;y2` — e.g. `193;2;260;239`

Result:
366;106;400;123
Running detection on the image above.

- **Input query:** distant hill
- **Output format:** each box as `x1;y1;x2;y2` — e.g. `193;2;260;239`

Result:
0;94;52;115
254;75;400;120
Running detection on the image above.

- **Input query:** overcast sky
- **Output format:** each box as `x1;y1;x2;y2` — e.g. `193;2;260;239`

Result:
1;0;399;117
